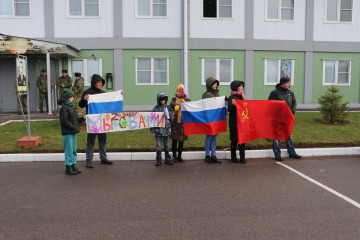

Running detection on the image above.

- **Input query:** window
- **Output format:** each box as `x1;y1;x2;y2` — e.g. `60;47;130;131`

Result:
264;59;294;85
326;0;352;22
71;59;102;86
136;58;169;85
266;0;294;21
69;0;99;17
202;59;233;85
203;0;232;18
137;0;167;17
0;0;30;17
323;60;351;85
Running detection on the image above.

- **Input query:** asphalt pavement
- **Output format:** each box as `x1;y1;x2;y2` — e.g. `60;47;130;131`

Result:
0;156;359;240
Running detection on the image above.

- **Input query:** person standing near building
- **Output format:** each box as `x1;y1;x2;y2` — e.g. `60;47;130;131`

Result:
72;72;86;122
268;77;302;161
36;69;48;113
79;74;114;168
57;70;72;96
202;77;222;164
227;80;246;163
170;84;191;163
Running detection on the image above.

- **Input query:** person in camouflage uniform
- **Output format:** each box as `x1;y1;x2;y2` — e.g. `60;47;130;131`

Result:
72;72;86;120
56;69;72;96
36;69;48;113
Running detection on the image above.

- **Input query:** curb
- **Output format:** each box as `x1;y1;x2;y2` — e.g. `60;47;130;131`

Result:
0;147;359;163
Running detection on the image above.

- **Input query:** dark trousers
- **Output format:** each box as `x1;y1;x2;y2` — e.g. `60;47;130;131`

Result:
231;140;245;160
172;140;184;158
86;133;107;163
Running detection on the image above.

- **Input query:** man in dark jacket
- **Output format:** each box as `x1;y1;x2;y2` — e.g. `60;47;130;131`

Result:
268;77;302;161
79;74;113;168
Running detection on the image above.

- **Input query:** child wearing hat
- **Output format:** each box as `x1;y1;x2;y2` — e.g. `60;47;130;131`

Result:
170;84;191;163
150;92;174;166
58;88;80;175
227;80;246;163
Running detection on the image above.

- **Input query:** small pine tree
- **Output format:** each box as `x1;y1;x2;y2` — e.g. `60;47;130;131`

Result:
317;85;349;124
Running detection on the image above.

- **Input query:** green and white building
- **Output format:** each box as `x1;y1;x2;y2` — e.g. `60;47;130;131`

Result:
0;0;359;113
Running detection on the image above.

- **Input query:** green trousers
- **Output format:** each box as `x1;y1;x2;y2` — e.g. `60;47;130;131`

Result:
62;134;77;166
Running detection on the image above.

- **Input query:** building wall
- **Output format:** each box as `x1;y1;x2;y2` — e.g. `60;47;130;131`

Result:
312;52;360;104
122;0;182;38
253;0;306;40
0;0;45;38
253;51;305;103
313;0;360;42
53;0;114;38
122;50;181;106
189;50;246;101
190;0;245;39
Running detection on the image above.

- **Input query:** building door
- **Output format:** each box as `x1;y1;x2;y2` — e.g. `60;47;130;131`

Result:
0;58;17;112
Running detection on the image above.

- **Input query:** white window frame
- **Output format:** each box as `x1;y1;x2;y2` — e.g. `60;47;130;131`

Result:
67;0;100;18
265;0;295;22
322;60;351;86
135;0;168;18
135;58;169;85
264;59;295;85
201;58;234;86
202;0;233;19
69;58;103;86
324;0;352;23
0;0;31;18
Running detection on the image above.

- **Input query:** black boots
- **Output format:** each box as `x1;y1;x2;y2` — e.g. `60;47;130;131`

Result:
231;141;246;163
71;164;81;174
155;158;162;166
172;140;185;163
211;156;222;163
65;166;77;175
101;159;113;165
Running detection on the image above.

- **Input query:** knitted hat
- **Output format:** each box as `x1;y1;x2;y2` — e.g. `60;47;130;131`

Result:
41;69;46;73
75;72;81;77
230;80;245;91
61;69;67;73
280;77;290;85
176;84;185;92
62;88;74;100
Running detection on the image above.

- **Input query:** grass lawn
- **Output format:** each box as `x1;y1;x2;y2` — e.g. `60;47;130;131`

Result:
1;112;360;153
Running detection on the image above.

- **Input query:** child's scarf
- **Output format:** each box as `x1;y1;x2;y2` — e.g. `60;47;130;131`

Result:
64;100;74;107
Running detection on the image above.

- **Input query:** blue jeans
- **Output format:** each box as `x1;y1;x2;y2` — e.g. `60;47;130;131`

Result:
205;134;218;157
272;134;296;157
156;136;171;160
86;133;107;163
63;134;77;166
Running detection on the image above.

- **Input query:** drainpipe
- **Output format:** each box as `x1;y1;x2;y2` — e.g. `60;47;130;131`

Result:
183;0;189;96
46;53;52;115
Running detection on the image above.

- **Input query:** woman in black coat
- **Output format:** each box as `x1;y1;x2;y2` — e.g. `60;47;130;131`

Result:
227;81;246;163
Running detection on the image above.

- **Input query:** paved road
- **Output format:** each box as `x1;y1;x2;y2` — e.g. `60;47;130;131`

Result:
0;156;359;240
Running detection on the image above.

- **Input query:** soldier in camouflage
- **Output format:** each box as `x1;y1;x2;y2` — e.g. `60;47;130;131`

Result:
72;72;86;120
36;69;48;113
56;69;72;96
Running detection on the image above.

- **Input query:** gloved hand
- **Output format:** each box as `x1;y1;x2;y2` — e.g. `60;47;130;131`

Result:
174;105;180;111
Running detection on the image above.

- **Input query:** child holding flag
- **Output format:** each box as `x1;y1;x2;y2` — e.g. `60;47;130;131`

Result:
170;84;191;163
202;77;222;164
228;80;246;163
150;92;174;166
58;89;81;175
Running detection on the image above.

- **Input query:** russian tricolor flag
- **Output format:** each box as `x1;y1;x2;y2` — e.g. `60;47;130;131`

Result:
88;90;123;114
181;96;227;136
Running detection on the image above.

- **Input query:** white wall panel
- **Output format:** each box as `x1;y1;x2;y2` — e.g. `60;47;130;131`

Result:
190;0;245;39
54;0;113;38
0;0;45;38
313;0;360;42
253;0;306;40
122;0;181;38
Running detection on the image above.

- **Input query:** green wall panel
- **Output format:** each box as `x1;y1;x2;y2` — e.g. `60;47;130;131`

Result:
189;50;245;101
312;52;360;104
253;51;305;103
123;50;181;106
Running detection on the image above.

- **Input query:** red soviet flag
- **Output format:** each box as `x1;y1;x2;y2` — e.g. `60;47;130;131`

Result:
235;100;295;144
